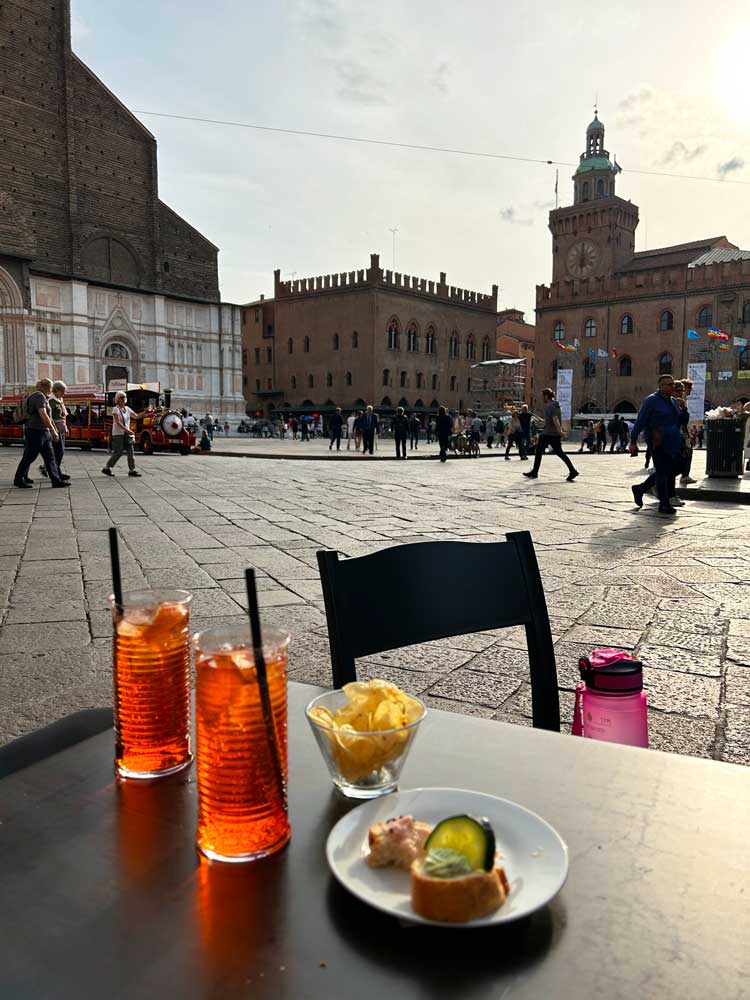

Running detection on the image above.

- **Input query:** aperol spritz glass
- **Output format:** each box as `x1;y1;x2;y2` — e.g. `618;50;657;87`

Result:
110;589;192;779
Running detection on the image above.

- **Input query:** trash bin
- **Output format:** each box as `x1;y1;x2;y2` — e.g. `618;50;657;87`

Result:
705;418;745;478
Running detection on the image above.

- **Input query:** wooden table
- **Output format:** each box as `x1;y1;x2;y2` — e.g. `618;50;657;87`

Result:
0;682;748;999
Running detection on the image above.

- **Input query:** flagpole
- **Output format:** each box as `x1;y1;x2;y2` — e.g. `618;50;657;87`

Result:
555;168;559;210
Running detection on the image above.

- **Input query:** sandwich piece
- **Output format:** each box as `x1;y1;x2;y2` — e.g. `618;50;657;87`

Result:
411;850;510;922
367;815;432;870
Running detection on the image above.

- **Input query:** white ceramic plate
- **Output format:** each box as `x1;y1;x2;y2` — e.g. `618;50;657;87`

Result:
326;787;568;927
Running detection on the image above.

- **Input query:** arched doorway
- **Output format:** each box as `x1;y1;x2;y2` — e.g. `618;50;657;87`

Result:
103;341;131;389
613;399;637;414
0;265;26;389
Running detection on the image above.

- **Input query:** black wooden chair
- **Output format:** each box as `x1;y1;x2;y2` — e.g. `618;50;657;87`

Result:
0;707;114;779
316;531;560;731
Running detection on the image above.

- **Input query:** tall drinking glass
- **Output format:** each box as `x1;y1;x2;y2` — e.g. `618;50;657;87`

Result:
110;588;192;779
192;624;290;863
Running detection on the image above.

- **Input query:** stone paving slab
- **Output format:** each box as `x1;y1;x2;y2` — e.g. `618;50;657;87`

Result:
0;445;747;767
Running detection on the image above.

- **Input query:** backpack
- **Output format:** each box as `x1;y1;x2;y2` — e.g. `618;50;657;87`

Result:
12;396;29;424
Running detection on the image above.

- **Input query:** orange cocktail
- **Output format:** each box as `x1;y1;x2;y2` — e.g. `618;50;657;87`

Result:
110;589;192;779
193;625;290;862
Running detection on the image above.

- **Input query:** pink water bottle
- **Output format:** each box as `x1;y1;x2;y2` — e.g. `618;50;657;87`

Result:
572;648;649;748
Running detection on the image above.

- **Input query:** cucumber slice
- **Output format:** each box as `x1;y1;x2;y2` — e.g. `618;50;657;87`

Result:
424;815;495;871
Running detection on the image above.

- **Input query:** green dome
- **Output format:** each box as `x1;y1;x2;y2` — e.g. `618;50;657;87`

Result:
575;156;614;174
587;115;604;131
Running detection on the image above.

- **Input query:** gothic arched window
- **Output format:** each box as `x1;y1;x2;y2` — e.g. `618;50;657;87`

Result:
620;314;634;335
416;372;424;389
743;303;750;324
659;310;674;332
553;320;565;340
619;356;632;376
582;181;590;201
465;335;476;360
400;370;407;388
697;305;713;328
406;323;418;352
387;320;400;350
481;337;491;361
449;332;459;358
425;326;436;354
382;368;390;386
584;318;597;338
432;373;439;390
596;179;605;197
658;352;673;375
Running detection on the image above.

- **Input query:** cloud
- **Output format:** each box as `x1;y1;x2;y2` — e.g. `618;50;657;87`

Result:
717;157;745;179
616;87;655;126
431;62;450;95
335;61;388;106
499;207;532;226
660;141;707;166
533;199;555;210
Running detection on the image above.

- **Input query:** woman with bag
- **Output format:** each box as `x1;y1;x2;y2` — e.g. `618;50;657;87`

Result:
102;391;152;477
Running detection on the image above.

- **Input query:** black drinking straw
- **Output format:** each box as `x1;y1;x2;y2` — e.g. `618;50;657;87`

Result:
109;527;123;616
245;568;288;812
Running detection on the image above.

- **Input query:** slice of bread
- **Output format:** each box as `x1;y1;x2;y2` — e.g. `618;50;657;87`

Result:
410;859;509;922
367;816;432;870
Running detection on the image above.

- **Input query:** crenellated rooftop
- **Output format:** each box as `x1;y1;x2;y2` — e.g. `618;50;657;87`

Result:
274;254;498;313
537;253;750;308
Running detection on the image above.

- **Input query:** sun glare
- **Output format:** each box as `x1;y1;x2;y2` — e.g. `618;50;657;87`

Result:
715;30;750;124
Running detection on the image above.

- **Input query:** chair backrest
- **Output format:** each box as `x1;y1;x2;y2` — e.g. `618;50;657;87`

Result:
0;708;113;779
317;531;560;731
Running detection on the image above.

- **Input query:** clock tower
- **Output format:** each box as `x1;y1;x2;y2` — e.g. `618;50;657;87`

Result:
549;112;639;283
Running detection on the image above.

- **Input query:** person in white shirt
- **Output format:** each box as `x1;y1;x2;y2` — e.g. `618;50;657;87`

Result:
346;412;356;449
102;391;152;477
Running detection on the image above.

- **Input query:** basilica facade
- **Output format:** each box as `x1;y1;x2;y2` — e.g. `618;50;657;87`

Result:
0;0;244;415
535;115;750;416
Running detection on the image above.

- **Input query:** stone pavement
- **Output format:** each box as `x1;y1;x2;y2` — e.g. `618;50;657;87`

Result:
0;444;748;766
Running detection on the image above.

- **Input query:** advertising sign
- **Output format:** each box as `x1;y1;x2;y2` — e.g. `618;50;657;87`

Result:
556;368;573;422
686;362;707;420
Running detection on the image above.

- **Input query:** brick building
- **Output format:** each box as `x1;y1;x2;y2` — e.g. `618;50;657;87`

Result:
241;254;498;419
535;113;750;416
0;0;243;415
496;308;535;406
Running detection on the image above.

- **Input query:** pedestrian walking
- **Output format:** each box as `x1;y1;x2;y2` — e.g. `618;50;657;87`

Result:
354;410;363;451
436;405;452;463
102;391;151;477
40;380;70;480
608;414;620;452
629;375;683;515
204;414;214;440
393;406;409;459
519;405;532;453
361;405;379;456
13;378;68;488
619;419;630;451
485;414;495;449
290;416;298;440
329;407;344;451
409;413;420;450
523;388;579;481
301;417;309;442
578;421;596;453
596;419;607;453
504;410;526;460
677;379;697;485
346;411;356;449
427;417;436;444
223;421;230;438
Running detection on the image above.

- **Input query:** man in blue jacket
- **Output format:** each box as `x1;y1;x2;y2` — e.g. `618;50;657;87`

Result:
629;375;684;514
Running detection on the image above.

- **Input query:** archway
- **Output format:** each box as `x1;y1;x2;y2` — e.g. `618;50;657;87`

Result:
103;341;132;389
0;264;26;388
613;399;637;414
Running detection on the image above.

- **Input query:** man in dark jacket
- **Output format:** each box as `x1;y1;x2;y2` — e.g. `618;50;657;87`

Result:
608;414;620;452
630;375;683;514
361;405;379;456
329;407;344;451
409;413;421;450
436;406;453;463
393;407;409;459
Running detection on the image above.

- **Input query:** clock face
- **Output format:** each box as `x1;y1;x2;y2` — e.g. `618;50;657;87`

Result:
566;239;600;278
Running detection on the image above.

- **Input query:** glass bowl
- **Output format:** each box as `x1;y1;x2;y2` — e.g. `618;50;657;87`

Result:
305;689;427;799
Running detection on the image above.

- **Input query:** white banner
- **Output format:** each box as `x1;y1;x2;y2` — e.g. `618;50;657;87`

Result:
686;362;707;420
556;368;573;422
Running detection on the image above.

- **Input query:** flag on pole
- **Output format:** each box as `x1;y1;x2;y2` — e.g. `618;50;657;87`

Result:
687;329;700;339
718;342;731;351
555;169;559;209
719;329;730;340
611;348;619;359
588;348;596;357
707;329;722;339
574;338;580;348
734;337;747;347
597;349;609;358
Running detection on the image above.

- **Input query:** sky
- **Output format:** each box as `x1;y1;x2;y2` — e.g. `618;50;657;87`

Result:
72;0;750;315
